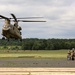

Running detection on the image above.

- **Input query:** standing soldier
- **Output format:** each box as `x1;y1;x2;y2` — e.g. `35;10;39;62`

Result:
71;50;75;61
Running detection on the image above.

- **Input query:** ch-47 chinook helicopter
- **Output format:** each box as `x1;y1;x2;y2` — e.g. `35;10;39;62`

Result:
0;13;46;41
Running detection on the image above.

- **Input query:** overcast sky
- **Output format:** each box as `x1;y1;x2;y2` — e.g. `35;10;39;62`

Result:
0;0;75;39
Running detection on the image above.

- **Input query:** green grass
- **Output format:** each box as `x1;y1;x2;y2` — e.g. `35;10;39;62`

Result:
0;50;68;59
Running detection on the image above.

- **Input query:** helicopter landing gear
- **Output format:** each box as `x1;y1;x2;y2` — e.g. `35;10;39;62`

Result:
2;36;5;40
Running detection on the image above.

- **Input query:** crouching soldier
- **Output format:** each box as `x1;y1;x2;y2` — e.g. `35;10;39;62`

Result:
67;50;71;60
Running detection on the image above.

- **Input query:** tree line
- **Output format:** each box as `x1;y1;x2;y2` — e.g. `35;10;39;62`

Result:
0;38;75;50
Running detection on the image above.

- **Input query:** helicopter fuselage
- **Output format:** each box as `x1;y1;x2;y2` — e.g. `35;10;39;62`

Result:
2;20;22;40
0;13;46;40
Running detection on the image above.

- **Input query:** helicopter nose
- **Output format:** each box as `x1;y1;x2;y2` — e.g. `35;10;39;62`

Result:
3;26;11;31
2;29;10;32
2;28;10;31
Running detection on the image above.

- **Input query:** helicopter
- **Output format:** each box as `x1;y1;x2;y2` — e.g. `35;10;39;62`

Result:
0;13;46;41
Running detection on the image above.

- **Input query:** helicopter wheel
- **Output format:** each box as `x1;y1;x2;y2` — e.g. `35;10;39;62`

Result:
2;37;5;40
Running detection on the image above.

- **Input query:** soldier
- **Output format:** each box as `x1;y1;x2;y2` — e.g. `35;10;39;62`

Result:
71;50;75;61
67;50;71;60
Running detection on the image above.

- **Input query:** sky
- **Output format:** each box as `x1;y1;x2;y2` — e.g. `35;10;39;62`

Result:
0;0;75;39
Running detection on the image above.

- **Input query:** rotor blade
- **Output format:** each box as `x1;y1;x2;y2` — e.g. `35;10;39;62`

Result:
0;15;9;20
11;13;17;22
18;20;46;22
9;17;43;19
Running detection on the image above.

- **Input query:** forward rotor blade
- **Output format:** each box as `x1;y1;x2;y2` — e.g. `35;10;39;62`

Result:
0;15;9;20
9;17;43;19
18;20;46;22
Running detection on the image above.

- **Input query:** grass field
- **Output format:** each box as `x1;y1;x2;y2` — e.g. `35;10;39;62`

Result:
0;50;68;59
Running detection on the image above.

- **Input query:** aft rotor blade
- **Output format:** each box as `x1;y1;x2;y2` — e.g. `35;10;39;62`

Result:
11;13;17;22
18;20;46;22
0;15;9;20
